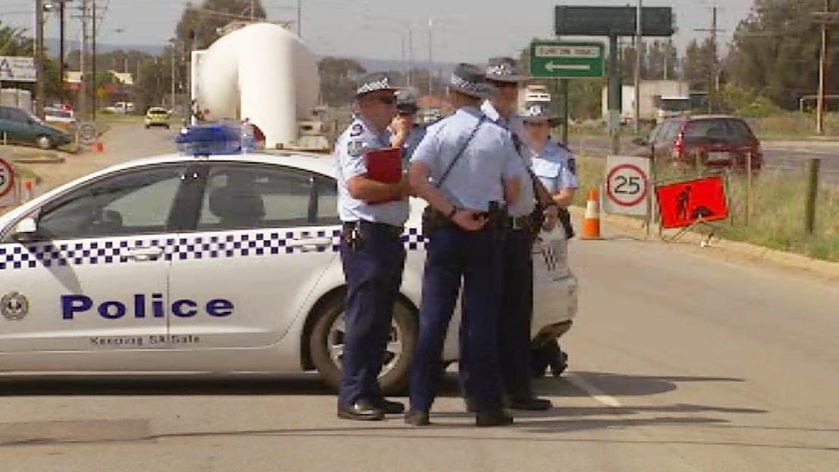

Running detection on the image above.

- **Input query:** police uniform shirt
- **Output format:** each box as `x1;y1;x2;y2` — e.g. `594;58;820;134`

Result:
334;117;410;227
411;106;525;212
530;140;579;194
481;100;535;217
401;124;427;165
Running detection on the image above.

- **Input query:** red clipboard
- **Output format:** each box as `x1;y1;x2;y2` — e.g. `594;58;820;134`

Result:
365;147;403;204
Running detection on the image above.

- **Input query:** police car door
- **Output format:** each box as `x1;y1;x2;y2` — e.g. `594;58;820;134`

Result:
0;164;189;366
167;162;338;353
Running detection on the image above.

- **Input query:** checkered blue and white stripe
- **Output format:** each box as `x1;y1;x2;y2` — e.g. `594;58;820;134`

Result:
0;226;428;272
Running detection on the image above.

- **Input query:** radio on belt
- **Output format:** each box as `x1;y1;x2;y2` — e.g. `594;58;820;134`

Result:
175;124;243;156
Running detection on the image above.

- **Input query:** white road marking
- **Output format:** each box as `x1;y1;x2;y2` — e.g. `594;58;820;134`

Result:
565;372;622;408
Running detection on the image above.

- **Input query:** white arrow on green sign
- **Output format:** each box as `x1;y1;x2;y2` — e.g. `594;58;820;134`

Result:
530;41;605;79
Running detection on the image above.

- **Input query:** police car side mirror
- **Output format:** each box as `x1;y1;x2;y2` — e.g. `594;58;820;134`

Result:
11;217;38;242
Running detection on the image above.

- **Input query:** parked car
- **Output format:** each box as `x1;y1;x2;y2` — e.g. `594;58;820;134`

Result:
43;106;77;128
0;105;73;150
144;107;171;129
632;115;763;171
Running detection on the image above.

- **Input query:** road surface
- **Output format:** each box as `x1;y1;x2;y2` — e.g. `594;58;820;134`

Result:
1;233;837;471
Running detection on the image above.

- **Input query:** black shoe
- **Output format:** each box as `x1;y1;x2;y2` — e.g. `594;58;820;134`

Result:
337;400;384;421
476;410;514;427
404;409;431;426
508;395;553;411
374;398;405;415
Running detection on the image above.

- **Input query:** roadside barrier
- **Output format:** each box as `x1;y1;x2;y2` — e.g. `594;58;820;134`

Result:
581;188;601;240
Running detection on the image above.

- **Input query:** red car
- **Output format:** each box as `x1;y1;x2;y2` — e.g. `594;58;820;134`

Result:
633;115;763;171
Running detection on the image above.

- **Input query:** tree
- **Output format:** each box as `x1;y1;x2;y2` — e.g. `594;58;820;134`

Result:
726;0;835;110
646;40;679;81
682;38;716;91
0;22;32;56
318;57;366;106
134;55;175;113
175;0;267;50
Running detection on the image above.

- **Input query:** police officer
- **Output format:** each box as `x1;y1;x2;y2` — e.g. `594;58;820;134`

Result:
405;63;525;427
334;72;410;421
522;104;578;210
522;103;579;378
483;57;557;411
391;87;427;165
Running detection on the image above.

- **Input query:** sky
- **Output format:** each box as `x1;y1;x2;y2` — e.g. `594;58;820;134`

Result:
1;0;755;62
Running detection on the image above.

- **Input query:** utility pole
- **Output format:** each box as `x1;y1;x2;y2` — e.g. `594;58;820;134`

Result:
250;0;255;19
816;0;832;135
59;0;67;105
427;18;433;96
633;0;643;135
35;0;46;118
79;0;88;120
91;0;97;120
695;4;724;114
297;0;302;37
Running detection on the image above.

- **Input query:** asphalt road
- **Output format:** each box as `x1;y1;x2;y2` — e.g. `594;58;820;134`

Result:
570;135;839;183
1;232;837;471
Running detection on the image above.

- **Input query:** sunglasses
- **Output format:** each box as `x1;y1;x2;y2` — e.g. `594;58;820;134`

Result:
376;96;397;105
488;80;519;89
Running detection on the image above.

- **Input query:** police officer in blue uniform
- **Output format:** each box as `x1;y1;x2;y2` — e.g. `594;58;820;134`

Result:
523;104;579;210
391;87;427;166
405;63;525;427
482;57;558;411
334;72;411;421
522;103;579;378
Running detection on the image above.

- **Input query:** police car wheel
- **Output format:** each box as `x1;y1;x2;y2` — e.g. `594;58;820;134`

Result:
309;296;418;395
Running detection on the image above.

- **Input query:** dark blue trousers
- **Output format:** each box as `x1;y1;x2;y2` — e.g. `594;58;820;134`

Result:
499;229;534;397
409;226;504;413
338;223;406;407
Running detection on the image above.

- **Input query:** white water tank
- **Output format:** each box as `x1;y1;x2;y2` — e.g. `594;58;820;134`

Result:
196;22;320;148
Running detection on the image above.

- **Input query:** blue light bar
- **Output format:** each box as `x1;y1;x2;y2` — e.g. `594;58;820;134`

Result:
176;124;242;156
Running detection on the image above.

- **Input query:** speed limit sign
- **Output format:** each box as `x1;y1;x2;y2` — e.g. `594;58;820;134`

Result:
604;156;650;216
0;157;16;207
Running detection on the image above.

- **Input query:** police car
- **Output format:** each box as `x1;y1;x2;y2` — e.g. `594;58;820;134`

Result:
0;125;577;393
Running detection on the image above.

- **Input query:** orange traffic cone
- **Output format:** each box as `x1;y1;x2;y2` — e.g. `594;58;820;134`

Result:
581;188;601;240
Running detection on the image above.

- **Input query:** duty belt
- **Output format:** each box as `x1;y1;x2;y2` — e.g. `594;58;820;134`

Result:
506;215;532;231
342;220;404;237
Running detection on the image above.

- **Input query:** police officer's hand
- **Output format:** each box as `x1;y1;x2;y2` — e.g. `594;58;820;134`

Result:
397;177;412;199
452;209;487;232
542;204;559;232
390;115;411;146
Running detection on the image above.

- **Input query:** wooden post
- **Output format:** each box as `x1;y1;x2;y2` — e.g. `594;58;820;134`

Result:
745;152;753;226
805;158;821;234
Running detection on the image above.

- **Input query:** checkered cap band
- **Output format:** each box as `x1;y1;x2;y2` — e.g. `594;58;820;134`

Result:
450;73;484;95
356;77;393;96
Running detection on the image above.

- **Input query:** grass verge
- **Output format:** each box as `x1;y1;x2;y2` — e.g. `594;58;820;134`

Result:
574;156;839;262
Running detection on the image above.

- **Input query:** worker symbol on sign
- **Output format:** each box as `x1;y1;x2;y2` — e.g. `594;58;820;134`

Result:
676;186;691;220
675;184;715;221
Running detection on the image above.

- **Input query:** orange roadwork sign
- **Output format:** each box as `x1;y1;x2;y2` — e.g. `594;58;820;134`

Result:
655;175;728;229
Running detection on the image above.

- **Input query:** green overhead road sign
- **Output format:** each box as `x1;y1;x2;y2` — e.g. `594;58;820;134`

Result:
530;41;605;79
